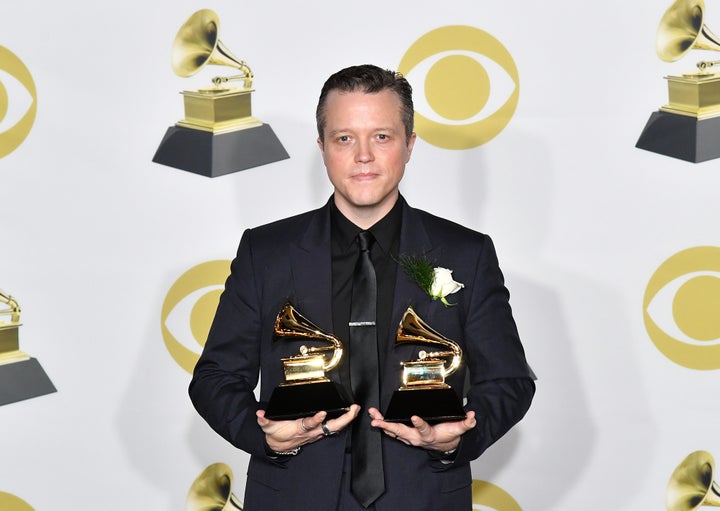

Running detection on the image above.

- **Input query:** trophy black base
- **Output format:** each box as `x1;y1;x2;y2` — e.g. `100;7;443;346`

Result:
0;358;56;407
152;124;289;177
636;110;720;163
384;387;465;425
264;380;352;421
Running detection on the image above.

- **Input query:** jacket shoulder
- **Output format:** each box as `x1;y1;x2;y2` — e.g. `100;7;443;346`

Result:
410;206;490;246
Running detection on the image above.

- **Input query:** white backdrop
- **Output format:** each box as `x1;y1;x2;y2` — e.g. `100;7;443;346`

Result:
2;0;720;509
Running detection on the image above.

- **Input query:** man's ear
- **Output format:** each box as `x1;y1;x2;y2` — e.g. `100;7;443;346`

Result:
405;132;417;163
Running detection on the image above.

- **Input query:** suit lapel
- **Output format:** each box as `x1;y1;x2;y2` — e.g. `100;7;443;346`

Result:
380;202;444;405
391;201;439;328
288;202;334;333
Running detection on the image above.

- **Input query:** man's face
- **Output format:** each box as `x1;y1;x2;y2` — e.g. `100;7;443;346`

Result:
318;88;416;225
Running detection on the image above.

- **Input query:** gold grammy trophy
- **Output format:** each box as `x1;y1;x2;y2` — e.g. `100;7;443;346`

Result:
264;303;352;420
636;0;720;162
0;289;56;406
185;463;243;511
153;9;288;177
384;307;465;425
666;451;720;511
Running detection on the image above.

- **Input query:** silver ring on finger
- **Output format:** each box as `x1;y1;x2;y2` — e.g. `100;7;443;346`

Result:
300;418;310;432
321;420;337;437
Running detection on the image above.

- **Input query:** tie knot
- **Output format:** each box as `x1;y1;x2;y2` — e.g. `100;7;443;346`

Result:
357;231;373;252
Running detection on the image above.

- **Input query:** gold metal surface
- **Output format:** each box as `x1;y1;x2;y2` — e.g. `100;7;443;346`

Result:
661;73;720;118
170;9;257;132
177;89;261;133
172;9;253;89
657;0;720;63
0;289;21;325
0;290;29;365
274;303;344;382
653;0;720;118
666;451;720;511
395;307;462;388
185;463;243;511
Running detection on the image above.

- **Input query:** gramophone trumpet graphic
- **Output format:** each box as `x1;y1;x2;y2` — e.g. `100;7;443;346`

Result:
0;289;55;406
264;303;352;420
153;9;288;177
636;0;720;162
383;307;466;425
666;450;720;511
185;463;243;511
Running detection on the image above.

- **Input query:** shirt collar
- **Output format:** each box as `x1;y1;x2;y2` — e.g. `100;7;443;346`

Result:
330;196;403;255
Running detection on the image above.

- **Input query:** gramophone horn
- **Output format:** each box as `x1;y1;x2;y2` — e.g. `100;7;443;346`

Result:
666;450;720;511
171;9;247;77
185;463;243;511
657;0;720;62
274;303;343;372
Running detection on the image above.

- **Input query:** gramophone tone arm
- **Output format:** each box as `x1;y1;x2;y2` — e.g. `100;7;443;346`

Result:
303;343;344;372
211;61;254;89
697;59;720;71
418;349;462;377
0;289;20;323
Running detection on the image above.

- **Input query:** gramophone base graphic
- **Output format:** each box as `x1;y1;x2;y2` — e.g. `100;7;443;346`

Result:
636;110;720;162
0;358;56;407
0;326;55;406
637;71;720;162
154;88;289;177
153;122;289;178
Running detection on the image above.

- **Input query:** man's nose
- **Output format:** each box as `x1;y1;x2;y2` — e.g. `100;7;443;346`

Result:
355;140;374;163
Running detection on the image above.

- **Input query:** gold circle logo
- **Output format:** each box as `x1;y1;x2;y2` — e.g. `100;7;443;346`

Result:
0;46;37;158
398;26;519;150
161;260;230;374
472;480;522;511
643;246;720;369
0;492;34;511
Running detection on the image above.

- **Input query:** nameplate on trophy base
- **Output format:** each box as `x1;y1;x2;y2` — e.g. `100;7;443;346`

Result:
0;357;56;407
264;380;352;421
384;387;465;426
153;123;289;177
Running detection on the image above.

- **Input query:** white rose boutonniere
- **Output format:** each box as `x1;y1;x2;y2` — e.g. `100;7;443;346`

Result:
430;267;464;305
398;255;464;306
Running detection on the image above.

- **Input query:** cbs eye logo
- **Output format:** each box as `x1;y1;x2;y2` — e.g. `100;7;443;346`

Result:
643;246;720;370
161;260;230;374
398;25;519;151
0;492;34;511
0;46;37;158
472;480;522;511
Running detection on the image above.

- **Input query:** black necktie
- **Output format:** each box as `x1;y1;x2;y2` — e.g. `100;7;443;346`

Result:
349;231;385;507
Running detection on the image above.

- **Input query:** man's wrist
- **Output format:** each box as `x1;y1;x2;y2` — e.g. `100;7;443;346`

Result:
270;446;302;456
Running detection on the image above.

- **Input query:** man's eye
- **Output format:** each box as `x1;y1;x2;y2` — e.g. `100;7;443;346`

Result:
377;134;388;140
338;135;350;142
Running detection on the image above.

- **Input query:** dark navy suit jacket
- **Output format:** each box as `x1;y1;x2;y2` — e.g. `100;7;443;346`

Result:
189;197;535;511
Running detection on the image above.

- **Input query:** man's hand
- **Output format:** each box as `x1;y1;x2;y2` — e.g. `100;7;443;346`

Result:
368;407;476;453
257;404;361;453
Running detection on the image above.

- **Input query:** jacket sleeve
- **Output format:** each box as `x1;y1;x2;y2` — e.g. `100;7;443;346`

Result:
188;229;270;458
445;235;535;467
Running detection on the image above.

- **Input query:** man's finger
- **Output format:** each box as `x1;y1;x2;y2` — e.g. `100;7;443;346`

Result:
411;416;433;437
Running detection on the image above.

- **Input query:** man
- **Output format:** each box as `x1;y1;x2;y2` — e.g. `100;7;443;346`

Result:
189;64;535;511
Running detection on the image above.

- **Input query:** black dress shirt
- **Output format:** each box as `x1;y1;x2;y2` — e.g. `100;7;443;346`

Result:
330;197;402;400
